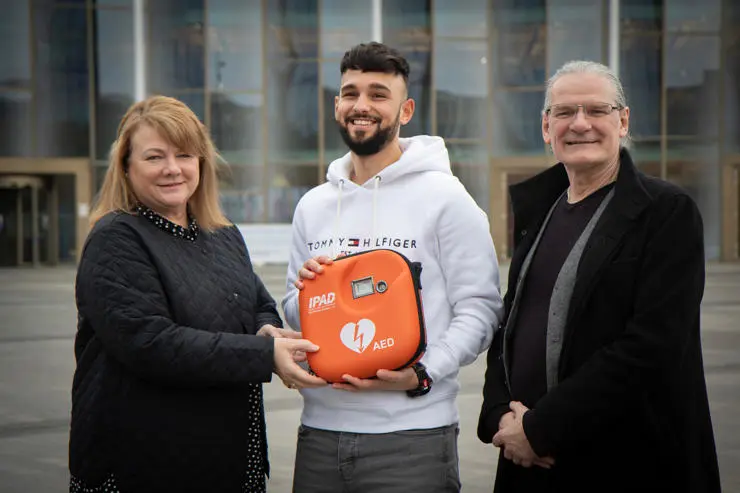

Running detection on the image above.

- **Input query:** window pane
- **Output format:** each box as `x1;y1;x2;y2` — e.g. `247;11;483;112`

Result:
621;0;662;32
383;0;432;136
94;8;135;159
268;165;317;223
621;34;661;138
268;59;318;223
666;0;720;32
0;91;32;156
321;62;345;164
491;90;544;156
34;5;89;157
433;0;487;38
267;0;318;60
0;1;31;88
175;92;205;122
546;0;605;74
491;0;546;87
208;0;262;92
320;1;372;59
665;35;720;138
435;40;487;140
666;141;720;260
220;166;264;223
148;0;205;91
449;144;489;213
210;92;263;165
92;0;132;6
725;5;740;152
630;140;662;176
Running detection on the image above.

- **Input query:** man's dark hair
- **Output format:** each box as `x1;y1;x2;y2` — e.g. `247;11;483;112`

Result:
340;42;410;85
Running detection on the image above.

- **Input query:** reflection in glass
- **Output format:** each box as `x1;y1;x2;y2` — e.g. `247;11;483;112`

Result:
433;0;486;38
383;0;432;137
34;5;89;157
546;0;605;74
173;92;205;122
449;145;489;213
320;1;371;59
620;34;661;138
491;90;544;156
268;60;318;165
268;165;318;223
219;166;264;223
94;8;135;159
491;0;545;87
665;0;720;32
665;35;720;138
620;0;662;32
666;141;720;260
267;58;319;223
0;92;32;156
629;139;662;175
435;40;487;140
148;0;205;91
0;1;31;88
267;0;318;60
208;0;262;91
321;62;346;164
210;93;262;165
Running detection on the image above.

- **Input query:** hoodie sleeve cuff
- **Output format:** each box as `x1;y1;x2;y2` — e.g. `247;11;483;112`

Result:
420;344;457;383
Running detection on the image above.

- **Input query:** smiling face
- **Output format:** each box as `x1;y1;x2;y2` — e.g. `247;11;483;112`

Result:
335;70;414;156
543;72;629;171
126;124;200;220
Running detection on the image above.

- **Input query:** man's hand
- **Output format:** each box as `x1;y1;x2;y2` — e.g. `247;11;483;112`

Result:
294;255;333;290
332;368;419;392
493;402;556;469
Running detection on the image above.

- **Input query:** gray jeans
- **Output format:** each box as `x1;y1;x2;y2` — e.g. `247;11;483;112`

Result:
292;423;461;493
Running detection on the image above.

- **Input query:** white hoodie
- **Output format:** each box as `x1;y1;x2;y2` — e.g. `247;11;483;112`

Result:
282;135;504;433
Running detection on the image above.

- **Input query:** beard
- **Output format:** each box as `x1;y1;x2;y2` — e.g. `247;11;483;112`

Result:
338;112;401;156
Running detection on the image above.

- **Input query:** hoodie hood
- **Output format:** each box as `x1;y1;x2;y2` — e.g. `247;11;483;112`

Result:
326;135;452;187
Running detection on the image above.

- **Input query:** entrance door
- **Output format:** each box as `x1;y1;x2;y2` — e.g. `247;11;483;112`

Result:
0;175;55;266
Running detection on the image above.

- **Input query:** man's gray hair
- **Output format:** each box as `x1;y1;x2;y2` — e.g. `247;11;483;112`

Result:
542;60;631;148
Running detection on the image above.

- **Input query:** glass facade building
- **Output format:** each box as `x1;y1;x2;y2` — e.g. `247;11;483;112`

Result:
1;0;739;265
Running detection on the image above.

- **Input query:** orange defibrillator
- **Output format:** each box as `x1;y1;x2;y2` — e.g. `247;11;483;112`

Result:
298;249;426;383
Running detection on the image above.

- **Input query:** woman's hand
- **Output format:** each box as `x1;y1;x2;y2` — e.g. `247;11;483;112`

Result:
273;338;327;390
258;325;307;362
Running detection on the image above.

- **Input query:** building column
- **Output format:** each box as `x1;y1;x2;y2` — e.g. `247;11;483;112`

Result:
133;0;146;101
372;0;382;42
608;0;620;74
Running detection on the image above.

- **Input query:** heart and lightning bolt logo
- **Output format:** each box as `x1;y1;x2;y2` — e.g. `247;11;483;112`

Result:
339;319;376;353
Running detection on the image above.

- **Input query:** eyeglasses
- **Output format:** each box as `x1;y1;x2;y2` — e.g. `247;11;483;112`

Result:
545;102;623;120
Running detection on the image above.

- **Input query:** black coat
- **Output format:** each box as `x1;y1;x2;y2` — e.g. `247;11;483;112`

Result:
477;149;721;493
70;212;280;492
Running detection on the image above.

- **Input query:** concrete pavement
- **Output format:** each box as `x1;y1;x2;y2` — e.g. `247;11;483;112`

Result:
0;262;739;492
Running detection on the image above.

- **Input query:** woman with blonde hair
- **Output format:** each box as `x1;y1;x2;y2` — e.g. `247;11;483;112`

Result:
70;95;325;493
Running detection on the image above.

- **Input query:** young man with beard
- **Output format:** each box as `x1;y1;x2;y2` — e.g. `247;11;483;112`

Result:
277;42;504;492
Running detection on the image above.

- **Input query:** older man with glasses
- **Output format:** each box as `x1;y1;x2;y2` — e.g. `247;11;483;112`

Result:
477;60;721;493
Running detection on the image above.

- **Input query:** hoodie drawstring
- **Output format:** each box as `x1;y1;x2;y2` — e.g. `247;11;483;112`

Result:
371;175;381;250
332;175;381;259
332;179;344;259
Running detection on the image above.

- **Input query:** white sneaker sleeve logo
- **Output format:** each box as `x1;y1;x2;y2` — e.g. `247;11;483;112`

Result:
340;318;376;353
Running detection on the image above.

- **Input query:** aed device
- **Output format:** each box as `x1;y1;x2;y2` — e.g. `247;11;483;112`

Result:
298;249;426;383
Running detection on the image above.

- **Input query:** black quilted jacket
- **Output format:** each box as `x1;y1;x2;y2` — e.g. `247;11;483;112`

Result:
70;212;280;492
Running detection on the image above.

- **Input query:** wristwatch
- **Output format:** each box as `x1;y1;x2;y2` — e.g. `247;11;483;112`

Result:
406;363;433;398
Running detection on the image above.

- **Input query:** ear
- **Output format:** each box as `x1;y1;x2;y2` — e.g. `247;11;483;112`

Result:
619;106;630;138
400;98;415;126
542;114;551;145
334;95;340;122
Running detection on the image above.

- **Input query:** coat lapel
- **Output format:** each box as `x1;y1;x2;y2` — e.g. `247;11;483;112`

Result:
565;149;651;330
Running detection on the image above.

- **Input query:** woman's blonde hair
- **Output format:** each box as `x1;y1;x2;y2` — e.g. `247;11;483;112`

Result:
90;95;231;231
